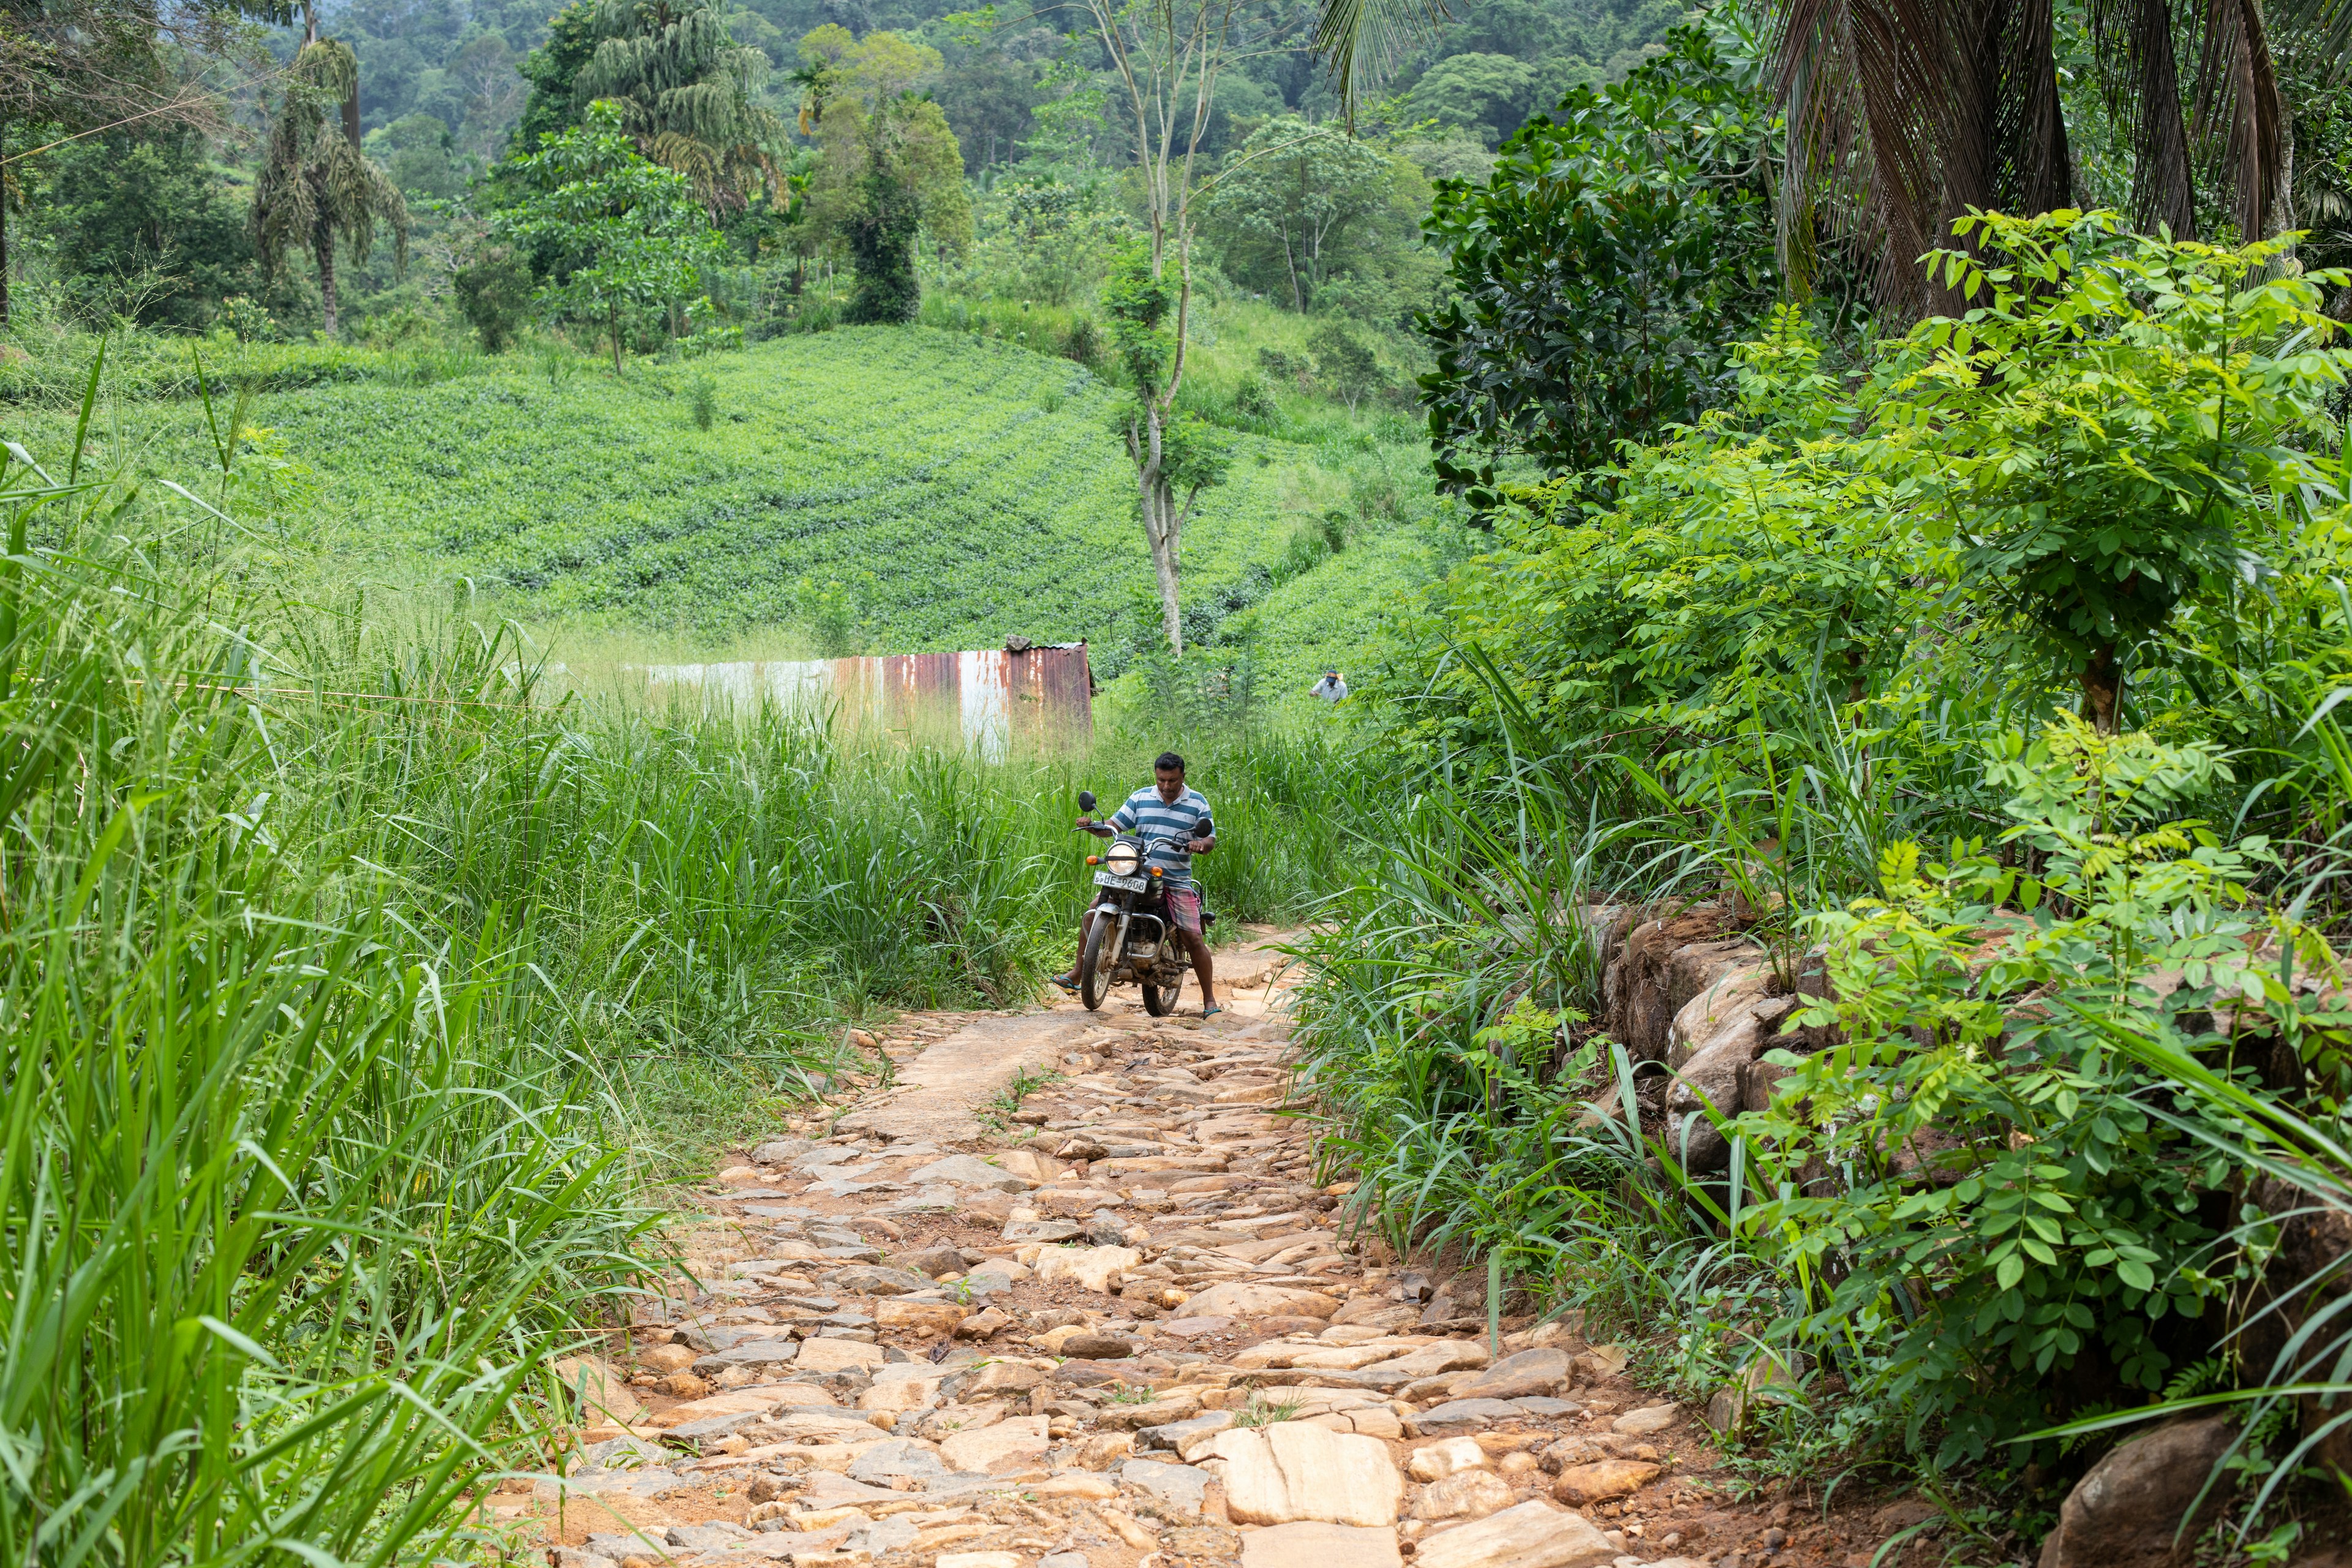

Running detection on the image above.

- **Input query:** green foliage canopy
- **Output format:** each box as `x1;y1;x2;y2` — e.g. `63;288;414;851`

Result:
1389;306;1915;768
1864;209;2351;730
518;0;785;212
1199;116;1428;313
1416;23;1780;514
500;100;726;368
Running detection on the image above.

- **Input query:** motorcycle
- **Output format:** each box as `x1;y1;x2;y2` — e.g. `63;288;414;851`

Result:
1071;788;1215;1016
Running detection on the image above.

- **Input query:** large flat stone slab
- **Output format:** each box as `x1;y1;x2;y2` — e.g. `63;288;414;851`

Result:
1240;1522;1403;1568
837;1014;1100;1144
1412;1501;1616;1568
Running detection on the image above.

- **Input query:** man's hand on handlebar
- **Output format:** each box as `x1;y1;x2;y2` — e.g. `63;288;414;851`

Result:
1186;835;1215;854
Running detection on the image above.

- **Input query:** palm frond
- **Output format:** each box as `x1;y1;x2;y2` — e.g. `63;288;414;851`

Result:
1307;0;1455;127
249;39;407;279
1765;0;2071;320
2087;0;2286;241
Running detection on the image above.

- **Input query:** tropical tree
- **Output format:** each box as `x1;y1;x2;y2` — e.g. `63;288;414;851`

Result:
502;99;726;371
962;61;1132;306
0;0;249;322
1863;211;2349;730
519;0;785;213
1307;0;2338;322
1406;51;1539;145
251;36;409;339
1760;0;2351;318
801;29;971;323
1103;244;1232;654
1415;24;1781;514
1198;116;1424;312
1078;0;1269;653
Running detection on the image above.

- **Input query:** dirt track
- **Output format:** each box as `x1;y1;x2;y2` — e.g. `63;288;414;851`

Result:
480;931;1939;1568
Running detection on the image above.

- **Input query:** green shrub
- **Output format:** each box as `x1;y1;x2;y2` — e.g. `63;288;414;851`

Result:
1868;211;2347;730
1308;319;1385;412
1235;369;1279;421
218;294;279;344
454;244;536;353
1742;718;2317;1463
796;294;842;333
690;369;717;429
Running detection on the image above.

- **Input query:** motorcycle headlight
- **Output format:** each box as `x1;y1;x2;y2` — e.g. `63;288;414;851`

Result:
1106;842;1141;875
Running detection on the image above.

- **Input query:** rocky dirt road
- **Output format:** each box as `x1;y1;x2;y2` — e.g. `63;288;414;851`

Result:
486;933;1932;1568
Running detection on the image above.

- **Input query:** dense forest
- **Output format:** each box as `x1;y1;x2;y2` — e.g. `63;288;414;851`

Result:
15;0;1691;345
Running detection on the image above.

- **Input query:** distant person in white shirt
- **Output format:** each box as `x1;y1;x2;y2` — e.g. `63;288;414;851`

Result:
1310;670;1348;703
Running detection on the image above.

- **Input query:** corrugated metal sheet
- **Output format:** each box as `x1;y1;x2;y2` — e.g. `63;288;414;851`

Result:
639;644;1093;758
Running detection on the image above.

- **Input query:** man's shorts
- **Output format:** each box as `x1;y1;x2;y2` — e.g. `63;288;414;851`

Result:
1163;888;1204;935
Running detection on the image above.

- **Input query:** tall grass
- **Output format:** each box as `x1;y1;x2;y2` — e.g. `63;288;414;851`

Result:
0;391;1380;1562
0;462;660;1565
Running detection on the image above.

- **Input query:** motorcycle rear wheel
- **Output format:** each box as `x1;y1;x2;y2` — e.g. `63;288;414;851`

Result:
1079;915;1112;1011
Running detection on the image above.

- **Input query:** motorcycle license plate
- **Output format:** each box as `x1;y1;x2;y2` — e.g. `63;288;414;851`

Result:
1093;871;1149;891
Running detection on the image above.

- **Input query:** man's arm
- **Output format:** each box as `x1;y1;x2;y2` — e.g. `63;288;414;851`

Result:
1077;797;1134;837
1188;813;1216;853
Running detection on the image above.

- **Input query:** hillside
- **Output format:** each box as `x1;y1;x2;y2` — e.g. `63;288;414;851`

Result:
42;326;1422;693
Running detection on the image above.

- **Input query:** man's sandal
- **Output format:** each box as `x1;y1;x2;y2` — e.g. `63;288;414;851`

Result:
1201;1003;1224;1019
1050;973;1080;994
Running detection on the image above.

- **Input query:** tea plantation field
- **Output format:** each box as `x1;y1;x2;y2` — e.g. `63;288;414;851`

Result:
34;326;1426;687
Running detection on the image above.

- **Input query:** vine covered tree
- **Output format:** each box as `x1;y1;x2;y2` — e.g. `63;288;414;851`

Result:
801;28;971;324
251;36;409;339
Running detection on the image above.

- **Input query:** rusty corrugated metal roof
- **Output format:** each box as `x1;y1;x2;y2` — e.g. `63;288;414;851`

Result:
640;643;1093;756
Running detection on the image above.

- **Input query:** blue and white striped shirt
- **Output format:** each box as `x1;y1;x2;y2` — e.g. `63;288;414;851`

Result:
1110;784;1215;889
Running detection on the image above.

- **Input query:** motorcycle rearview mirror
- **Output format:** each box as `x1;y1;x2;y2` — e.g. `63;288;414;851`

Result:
1077;790;1097;813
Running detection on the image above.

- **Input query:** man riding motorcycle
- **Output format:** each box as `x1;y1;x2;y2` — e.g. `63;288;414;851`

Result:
1052;751;1221;1017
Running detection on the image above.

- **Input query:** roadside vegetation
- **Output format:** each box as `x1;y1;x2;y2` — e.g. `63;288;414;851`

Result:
12;0;2352;1558
1295;209;2352;1554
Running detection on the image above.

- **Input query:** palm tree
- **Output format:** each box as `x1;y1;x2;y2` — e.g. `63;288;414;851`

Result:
251;38;407;339
571;0;786;213
1762;0;2314;318
1305;0;2344;321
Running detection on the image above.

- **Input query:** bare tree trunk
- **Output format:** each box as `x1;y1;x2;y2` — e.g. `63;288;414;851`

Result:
1137;409;1183;655
1;114;10;327
2080;643;2120;733
316;224;341;338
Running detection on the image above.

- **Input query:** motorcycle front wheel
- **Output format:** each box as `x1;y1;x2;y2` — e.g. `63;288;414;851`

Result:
1079;914;1112;1011
1142;972;1183;1016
